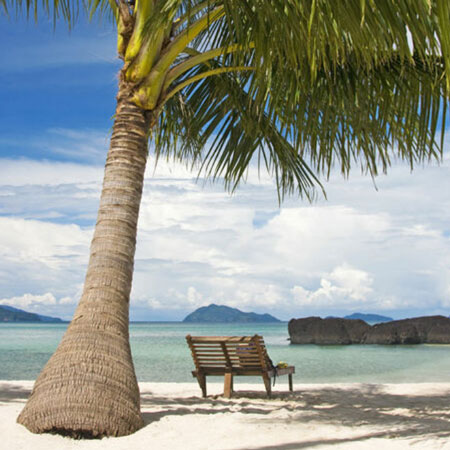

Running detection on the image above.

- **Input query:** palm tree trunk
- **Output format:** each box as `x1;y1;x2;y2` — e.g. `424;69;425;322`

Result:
17;91;150;438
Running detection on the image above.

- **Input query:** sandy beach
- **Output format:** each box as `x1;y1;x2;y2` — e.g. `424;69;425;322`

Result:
1;381;450;449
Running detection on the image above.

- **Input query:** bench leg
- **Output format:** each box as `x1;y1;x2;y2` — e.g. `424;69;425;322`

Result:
196;374;207;397
262;374;271;398
288;373;293;392
224;373;233;398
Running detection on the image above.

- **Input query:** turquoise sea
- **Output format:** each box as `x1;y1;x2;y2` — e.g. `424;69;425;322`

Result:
1;322;450;383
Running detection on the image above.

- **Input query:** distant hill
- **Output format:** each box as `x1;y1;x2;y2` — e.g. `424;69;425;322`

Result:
326;313;393;323
183;304;281;323
0;305;63;323
344;312;393;323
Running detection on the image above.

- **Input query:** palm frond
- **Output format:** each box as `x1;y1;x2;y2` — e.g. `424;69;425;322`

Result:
153;61;323;201
153;42;448;199
211;0;450;107
282;53;447;178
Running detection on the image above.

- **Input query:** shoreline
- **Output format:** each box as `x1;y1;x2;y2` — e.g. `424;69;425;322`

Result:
2;381;450;449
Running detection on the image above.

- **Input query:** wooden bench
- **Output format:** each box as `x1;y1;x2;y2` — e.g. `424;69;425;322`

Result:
186;334;295;398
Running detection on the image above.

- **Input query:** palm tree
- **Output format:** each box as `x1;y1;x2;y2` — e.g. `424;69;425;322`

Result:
3;0;449;438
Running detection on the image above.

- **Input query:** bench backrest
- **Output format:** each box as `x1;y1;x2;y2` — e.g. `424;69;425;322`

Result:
186;335;272;375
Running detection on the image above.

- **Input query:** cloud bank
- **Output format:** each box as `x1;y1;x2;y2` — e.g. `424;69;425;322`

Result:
0;130;449;321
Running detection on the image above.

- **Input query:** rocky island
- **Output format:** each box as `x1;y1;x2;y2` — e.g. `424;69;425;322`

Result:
288;315;450;345
183;304;280;323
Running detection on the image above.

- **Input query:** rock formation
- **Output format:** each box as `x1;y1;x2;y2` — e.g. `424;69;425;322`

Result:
363;315;450;344
288;317;370;344
288;315;450;345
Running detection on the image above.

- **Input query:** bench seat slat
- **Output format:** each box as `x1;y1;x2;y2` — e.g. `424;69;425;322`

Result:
189;336;256;340
195;355;256;358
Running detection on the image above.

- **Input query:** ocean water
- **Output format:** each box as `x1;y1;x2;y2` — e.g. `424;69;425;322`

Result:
1;322;450;384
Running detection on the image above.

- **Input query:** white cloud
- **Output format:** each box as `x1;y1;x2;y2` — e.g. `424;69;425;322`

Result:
59;296;77;305
0;292;57;308
0;130;450;320
0;217;91;269
135;286;206;311
230;284;285;309
328;264;374;300
0;292;81;320
0;216;90;319
402;224;442;238
292;264;374;307
0;158;103;187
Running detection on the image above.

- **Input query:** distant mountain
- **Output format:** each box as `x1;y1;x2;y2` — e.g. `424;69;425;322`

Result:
343;312;393;323
183;304;281;323
0;305;63;323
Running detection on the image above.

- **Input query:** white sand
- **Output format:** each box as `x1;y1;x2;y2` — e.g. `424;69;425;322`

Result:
1;380;450;449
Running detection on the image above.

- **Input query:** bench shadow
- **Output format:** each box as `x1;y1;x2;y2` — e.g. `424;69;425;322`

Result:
140;384;450;447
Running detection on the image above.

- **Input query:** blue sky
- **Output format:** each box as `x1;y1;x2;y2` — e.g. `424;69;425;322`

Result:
0;10;450;321
1;14;118;158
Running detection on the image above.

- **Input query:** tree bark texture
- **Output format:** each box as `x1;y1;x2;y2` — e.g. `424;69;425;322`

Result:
17;95;150;437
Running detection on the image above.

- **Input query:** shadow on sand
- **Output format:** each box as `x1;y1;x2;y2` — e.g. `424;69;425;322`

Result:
2;382;449;447
0;383;31;403
140;384;450;448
